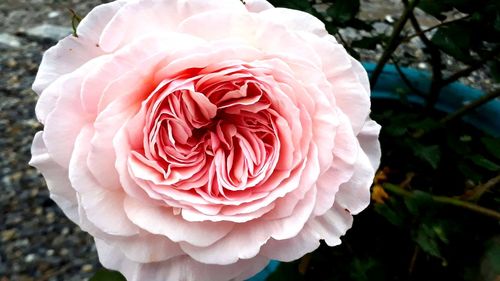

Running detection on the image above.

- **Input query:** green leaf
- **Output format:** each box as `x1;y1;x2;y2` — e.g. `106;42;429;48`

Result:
408;118;440;131
414;224;444;258
384;125;407;137
488;60;500;83
413;144;441;170
348;19;375;31
481;137;500;160
467;154;500;171
90;269;127;281
431;23;473;62
404;190;434;215
457;162;484;183
495;14;500;31
267;0;314;13
417;0;452;21
480;238;500;281
327;0;360;25
351;36;383;49
374;201;406;227
349;258;386;281
447;134;472;156
451;0;484;14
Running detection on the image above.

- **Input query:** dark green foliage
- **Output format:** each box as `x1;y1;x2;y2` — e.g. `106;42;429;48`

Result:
265;1;500;280
417;0;450;20
267;0;315;14
488;60;500;83
431;23;473;63
90;269;127;281
266;102;500;281
351;36;385;50
326;0;360;25
482;137;500;160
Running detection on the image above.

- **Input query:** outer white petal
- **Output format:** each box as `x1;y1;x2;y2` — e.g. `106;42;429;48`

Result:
259;226;320;262
307;203;353;246
177;10;322;67
243;0;274;13
32;0;125;94
124;197;234;247
180;188;317;265
110;233;184;263
68;125;139;236
259;8;328;36
99;0;246;52
29;132;79;223
335;144;377;215
357;119;382;170
95;238;269;281
314;113;358;215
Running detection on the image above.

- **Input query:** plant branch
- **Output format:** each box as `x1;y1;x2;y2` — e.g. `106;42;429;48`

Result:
390;57;426;97
335;31;348;46
382;183;500;220
465;173;500;202
369;0;420;88
440;88;500;124
441;46;500;86
401;15;471;43
68;8;82;38
403;5;444;109
408;245;420;275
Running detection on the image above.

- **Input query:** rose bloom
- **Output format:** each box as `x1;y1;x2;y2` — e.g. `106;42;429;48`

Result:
30;0;381;280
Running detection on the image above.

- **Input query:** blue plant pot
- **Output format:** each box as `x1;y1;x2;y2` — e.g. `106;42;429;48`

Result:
246;260;280;281
363;62;500;137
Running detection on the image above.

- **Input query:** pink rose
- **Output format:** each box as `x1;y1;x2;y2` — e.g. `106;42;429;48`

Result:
30;0;381;280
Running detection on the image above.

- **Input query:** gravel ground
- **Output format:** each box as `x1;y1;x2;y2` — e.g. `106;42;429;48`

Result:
1;3;111;281
0;1;495;281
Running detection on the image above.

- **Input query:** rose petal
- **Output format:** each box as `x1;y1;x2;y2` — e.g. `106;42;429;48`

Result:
29;132;79;223
244;0;274;13
180;187;316;265
99;0;246;52
32;0;124;94
334;143;376;215
259;7;328;37
95;238;269;281
69;125;139;236
259;226;320;262
308;203;353;246
124;197;234;247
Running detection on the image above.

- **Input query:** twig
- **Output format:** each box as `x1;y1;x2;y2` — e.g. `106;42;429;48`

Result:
464;174;500;202
441;46;500;86
402;3;444;109
68;8;82;37
401;15;471;43
382;183;500;220
440;88;500;124
408;245;420;275
335;31;349;46
369;0;421;88
390;57;426;97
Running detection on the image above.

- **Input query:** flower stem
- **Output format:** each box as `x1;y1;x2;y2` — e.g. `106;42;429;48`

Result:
440;88;500;124
369;0;420;88
382;183;500;220
401;15;471;43
463;174;500;202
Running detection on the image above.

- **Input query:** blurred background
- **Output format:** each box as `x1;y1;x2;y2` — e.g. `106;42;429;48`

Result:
0;0;498;281
1;1;110;281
